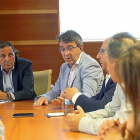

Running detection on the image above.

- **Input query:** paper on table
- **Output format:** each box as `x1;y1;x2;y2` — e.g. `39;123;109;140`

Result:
0;101;5;104
0;99;11;104
46;112;65;117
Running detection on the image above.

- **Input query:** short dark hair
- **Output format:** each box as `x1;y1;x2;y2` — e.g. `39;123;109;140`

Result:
56;30;83;47
0;41;15;52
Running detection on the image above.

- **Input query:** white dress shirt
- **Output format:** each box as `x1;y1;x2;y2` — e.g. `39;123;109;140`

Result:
1;67;15;100
78;84;132;135
68;52;82;87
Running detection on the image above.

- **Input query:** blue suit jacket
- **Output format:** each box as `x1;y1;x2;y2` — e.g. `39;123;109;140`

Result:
0;56;36;100
38;52;104;102
74;77;116;112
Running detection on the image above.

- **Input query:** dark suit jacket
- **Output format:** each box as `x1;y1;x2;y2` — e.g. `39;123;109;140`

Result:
0;56;36;100
74;77;116;112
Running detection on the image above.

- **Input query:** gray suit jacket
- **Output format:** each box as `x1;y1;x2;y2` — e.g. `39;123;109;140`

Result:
36;52;104;102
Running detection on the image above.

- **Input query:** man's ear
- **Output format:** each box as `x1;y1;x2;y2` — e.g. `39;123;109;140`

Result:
79;45;83;51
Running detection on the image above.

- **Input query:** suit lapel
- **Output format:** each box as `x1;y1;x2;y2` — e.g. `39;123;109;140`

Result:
12;57;18;91
70;66;79;87
99;78;106;93
0;68;4;91
105;78;113;91
63;64;71;89
70;52;86;87
95;78;106;100
12;69;17;91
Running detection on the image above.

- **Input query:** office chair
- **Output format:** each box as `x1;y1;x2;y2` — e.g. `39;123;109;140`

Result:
33;69;52;96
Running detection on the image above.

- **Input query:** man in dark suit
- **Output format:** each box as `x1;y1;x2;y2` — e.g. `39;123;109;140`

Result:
0;41;36;101
61;38;117;112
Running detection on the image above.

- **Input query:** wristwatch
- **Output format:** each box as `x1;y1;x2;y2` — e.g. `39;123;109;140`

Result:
6;93;13;100
8;93;13;100
6;93;9;98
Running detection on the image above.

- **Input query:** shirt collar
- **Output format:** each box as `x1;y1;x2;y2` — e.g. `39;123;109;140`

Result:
1;66;14;74
75;51;83;65
106;73;111;79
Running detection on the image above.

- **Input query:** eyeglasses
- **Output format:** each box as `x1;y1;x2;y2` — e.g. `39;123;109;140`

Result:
0;52;14;60
58;46;77;53
100;48;105;54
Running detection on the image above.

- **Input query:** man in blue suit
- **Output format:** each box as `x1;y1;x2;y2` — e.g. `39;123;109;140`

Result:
61;38;116;112
0;41;36;101
33;30;104;106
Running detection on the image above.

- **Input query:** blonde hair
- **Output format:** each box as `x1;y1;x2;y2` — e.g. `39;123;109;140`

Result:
116;44;140;122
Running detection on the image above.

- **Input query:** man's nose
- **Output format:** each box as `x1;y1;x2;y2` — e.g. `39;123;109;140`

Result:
96;51;101;59
64;50;70;55
5;56;10;61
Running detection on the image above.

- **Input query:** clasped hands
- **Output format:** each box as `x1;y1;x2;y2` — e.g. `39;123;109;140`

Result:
98;118;133;140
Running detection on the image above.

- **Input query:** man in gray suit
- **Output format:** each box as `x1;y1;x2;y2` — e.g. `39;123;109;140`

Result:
33;30;104;106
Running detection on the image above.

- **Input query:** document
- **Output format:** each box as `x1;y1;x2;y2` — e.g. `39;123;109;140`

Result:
45;112;65;118
0;99;11;104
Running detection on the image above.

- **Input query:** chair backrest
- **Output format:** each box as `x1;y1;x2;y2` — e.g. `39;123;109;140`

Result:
33;69;52;96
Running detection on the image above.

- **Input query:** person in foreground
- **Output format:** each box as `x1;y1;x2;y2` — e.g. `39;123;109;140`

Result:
98;44;140;140
33;30;104;106
65;32;138;135
55;38;117;113
0;41;36;101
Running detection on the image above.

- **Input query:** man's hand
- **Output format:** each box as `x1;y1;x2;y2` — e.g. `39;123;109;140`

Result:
33;96;48;107
52;87;79;106
66;105;86;131
0;90;7;100
61;87;79;100
51;97;64;106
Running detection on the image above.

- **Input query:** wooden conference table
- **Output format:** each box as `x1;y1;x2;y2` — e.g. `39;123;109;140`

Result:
0;100;98;140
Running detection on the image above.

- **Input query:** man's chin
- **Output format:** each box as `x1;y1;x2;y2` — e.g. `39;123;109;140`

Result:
4;66;13;70
65;61;73;66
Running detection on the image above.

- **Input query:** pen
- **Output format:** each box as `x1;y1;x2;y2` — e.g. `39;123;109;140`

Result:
45;114;51;118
